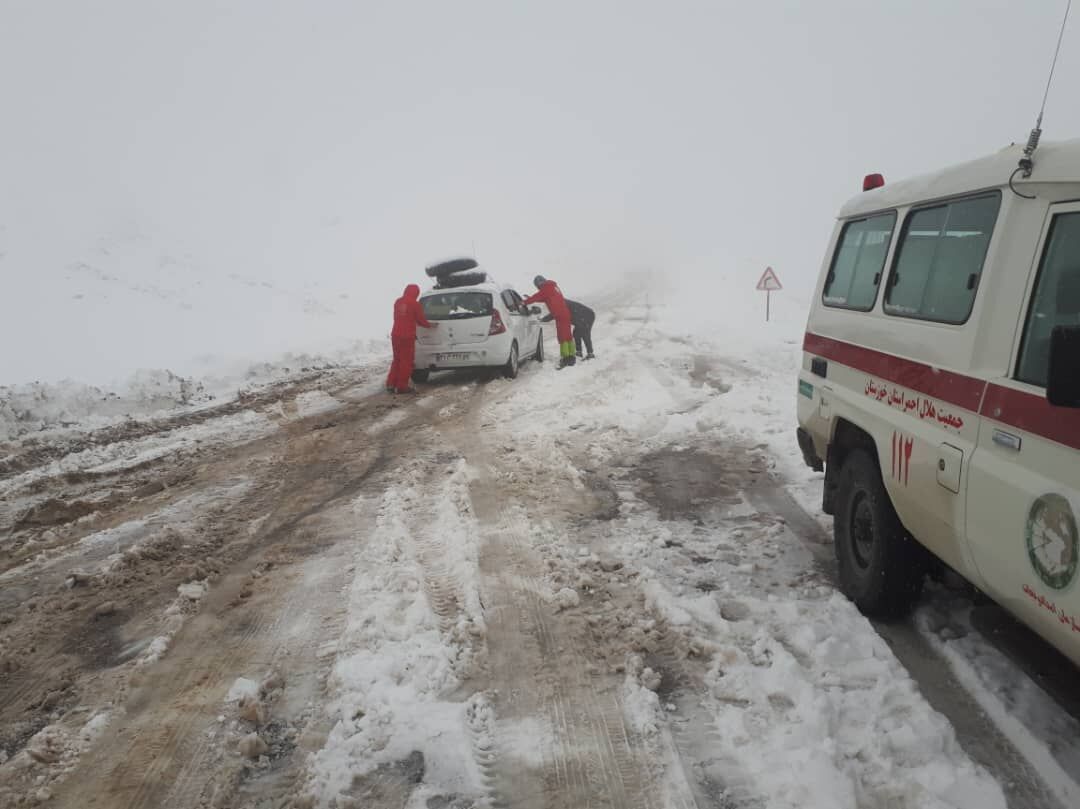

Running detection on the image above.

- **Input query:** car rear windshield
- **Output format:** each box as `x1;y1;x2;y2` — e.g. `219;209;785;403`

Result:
421;291;494;320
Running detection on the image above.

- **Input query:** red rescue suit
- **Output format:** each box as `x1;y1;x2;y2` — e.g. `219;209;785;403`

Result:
524;280;573;343
387;284;432;392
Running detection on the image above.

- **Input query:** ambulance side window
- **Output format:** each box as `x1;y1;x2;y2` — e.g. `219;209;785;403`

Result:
884;192;1001;325
822;212;896;310
1016;212;1080;388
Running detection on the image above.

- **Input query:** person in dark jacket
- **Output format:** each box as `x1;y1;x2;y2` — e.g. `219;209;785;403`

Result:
386;284;437;393
569;299;596;359
543;299;596;359
523;276;576;368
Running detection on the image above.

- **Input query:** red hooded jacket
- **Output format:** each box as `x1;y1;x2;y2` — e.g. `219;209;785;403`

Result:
391;284;432;338
523;280;571;325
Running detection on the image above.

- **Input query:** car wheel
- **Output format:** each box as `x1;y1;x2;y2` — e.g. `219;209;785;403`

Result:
534;330;544;363
834;449;925;618
411;369;430;384
503;342;519;379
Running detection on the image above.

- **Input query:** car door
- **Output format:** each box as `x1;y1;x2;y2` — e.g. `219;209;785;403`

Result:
965;203;1080;661
501;289;530;349
510;289;537;350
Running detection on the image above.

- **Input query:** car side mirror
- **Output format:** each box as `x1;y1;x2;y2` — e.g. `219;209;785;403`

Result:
1047;325;1080;408
529;306;541;315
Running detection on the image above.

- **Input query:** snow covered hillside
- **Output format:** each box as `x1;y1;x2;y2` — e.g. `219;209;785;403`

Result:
0;222;387;385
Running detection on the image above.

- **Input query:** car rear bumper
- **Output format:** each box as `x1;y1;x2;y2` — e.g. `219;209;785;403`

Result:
415;348;499;370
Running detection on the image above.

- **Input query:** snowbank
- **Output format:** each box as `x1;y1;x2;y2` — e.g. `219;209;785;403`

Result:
0;340;384;442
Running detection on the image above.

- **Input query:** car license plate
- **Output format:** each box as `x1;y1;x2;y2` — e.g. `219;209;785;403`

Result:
436;352;470;362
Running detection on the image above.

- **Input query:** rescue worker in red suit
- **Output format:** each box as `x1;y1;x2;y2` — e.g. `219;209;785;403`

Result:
523;275;575;367
386;284;437;393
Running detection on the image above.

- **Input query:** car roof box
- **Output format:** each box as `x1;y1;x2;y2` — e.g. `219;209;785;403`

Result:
425;257;479;278
433;271;488;289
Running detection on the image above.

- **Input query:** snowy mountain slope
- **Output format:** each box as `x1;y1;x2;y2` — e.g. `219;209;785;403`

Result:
0;222;376;385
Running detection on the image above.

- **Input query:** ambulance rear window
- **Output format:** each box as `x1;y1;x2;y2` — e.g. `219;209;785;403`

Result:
884;192;1001;325
823;212;896;311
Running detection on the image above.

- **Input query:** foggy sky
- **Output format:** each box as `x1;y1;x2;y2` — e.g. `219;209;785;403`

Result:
2;1;1078;381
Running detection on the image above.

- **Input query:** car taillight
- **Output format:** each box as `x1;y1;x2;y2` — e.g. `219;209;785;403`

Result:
489;311;506;335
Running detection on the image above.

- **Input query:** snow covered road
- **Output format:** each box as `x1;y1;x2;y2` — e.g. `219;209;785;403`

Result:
1;295;1078;809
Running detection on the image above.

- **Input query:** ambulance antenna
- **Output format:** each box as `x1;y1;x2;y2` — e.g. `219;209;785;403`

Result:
1017;0;1072;182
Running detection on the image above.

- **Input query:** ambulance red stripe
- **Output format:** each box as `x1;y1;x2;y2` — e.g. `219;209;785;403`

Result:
981;384;1080;452
803;332;1080;452
802;332;985;412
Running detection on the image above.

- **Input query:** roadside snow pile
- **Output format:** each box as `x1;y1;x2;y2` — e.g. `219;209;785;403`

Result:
916;595;1080;809
0;410;273;499
702;591;1002;808
600;488;1008;809
0;340;383;442
0;370;212;441
301;460;487;807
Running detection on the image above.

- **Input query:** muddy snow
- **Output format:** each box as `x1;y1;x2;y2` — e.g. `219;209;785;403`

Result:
0;291;1077;809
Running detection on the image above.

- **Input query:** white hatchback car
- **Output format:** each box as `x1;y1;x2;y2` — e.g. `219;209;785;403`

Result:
412;280;544;382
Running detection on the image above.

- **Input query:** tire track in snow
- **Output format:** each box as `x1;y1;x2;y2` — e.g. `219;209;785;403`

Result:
165;540;354;809
473;495;668;809
37;389;449;809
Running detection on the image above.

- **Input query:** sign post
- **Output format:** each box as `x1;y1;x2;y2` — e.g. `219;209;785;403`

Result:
756;266;783;321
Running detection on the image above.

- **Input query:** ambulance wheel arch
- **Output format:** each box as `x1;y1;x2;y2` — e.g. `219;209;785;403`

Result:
815;360;974;581
833;449;928;617
823;418;878;516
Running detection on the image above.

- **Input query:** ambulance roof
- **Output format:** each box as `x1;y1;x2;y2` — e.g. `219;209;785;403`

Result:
838;137;1080;219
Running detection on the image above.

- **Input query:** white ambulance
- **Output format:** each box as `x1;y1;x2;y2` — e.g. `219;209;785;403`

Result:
797;138;1080;667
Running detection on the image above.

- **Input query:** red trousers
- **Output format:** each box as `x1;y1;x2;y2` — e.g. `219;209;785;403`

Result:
386;336;416;392
554;317;573;343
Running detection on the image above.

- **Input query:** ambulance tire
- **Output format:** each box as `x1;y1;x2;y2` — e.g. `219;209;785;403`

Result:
534;330;544;362
834;449;925;619
411;369;430;383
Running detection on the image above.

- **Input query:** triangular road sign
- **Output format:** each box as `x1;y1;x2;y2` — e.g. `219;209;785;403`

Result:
756;266;783;291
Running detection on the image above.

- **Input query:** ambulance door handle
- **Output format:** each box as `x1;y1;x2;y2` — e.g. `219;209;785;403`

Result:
992;430;1022;452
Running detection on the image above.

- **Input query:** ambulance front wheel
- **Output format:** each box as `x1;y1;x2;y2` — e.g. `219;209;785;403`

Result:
411;369;430;383
834;449;925;619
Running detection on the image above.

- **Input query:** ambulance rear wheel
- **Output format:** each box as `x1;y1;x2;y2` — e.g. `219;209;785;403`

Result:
534;331;544;362
834;449;924;618
411;369;430;383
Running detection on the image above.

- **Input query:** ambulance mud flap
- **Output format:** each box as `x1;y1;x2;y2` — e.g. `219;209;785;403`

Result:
797;427;824;473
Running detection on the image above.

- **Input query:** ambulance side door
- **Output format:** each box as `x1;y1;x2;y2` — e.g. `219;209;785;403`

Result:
966;204;1080;657
873;193;1001;575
